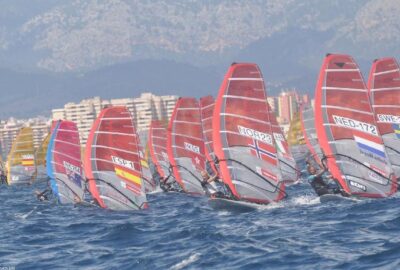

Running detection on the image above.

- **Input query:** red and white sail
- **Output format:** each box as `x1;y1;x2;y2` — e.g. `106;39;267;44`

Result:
167;98;206;195
199;96;218;174
267;103;299;184
84;106;147;210
300;104;324;165
149;121;171;179
213;63;285;204
368;57;400;177
315;54;397;198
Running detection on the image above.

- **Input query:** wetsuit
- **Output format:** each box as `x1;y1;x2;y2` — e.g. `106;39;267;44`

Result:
0;174;6;185
35;189;50;201
307;173;342;197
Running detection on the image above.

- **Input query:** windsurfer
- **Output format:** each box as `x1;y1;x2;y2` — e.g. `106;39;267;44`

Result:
200;170;227;198
35;189;50;201
306;162;346;197
0;170;6;184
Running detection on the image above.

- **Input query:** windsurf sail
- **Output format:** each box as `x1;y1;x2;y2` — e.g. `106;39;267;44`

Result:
35;133;51;182
300;104;324;165
139;142;157;193
149;121;170;179
167;97;206;195
213;63;286;204
84;106;147;210
47;121;85;204
6;127;36;185
287;113;305;146
199;96;218;174
267;103;299;184
368;57;400;178
314;53;397;197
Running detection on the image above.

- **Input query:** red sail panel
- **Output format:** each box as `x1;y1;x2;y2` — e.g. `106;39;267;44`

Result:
52;121;85;203
368;57;400;177
315;54;397;198
149;121;170;179
84;106;147;210
167;98;206;195
267;103;298;184
199;96;218;174
213;63;285;204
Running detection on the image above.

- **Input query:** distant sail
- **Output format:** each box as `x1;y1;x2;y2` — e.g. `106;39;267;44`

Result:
199;96;218;174
7;127;36;185
35;133;51;183
315;54;397;198
139;142;157;193
300;104;324;165
84;106;147;210
287;113;305;146
213;63;286;204
47;121;85;204
149;120;171;179
167;97;206;195
267;103;299;184
368;57;400;177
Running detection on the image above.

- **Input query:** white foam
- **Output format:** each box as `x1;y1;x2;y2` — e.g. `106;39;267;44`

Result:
15;206;37;220
170;253;200;270
290;195;320;206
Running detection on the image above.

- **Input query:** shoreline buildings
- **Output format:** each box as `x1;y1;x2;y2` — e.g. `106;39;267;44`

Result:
51;93;178;146
0;117;50;158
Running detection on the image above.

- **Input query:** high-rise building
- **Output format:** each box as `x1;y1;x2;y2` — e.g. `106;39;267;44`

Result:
276;90;299;124
52;93;178;146
28;117;50;148
0;117;50;157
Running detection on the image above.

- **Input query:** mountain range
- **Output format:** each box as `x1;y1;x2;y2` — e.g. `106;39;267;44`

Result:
0;0;399;118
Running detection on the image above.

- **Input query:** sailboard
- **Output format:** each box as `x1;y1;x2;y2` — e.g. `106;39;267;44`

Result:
47;121;86;204
212;62;286;204
368;57;400;178
84;106;147;210
6;127;36;185
314;53;397;198
300;104;324;165
166;97;206;195
35;133;51;183
267;103;299;184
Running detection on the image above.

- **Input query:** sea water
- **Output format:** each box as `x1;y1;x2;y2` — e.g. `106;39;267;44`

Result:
0;180;399;269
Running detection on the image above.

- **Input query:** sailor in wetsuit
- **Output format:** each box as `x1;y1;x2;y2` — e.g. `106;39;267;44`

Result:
0;170;6;185
35;189;50;201
306;163;344;197
200;170;224;197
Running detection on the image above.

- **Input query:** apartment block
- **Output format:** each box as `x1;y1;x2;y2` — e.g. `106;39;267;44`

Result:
52;93;178;146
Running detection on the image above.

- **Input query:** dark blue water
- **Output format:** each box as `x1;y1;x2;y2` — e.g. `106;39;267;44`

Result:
1;181;399;270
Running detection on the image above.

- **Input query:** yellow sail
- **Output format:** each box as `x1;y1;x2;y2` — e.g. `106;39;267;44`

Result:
287;113;305;146
6;127;36;185
35;133;51;182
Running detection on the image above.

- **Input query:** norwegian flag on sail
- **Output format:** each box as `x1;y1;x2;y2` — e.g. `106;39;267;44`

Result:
248;139;277;165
